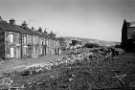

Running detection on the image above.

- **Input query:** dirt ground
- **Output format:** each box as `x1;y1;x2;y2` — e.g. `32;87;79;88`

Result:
0;55;61;76
0;49;135;90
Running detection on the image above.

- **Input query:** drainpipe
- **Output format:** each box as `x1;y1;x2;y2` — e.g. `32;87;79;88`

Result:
20;33;23;59
45;39;47;56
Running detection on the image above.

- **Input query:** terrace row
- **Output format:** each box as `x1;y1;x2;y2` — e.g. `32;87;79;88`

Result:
0;16;61;60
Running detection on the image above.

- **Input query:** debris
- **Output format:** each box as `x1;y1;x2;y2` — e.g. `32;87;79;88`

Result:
0;77;13;89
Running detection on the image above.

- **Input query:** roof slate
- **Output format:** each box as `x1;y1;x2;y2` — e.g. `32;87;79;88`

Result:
0;21;28;34
0;21;48;38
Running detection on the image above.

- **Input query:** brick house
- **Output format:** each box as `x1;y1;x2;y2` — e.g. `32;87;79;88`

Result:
0;17;60;60
0;19;28;59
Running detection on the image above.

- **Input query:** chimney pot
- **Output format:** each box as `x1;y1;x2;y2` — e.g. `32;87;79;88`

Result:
0;16;3;21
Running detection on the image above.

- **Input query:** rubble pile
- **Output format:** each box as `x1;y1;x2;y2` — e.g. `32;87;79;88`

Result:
0;47;128;90
23;47;125;90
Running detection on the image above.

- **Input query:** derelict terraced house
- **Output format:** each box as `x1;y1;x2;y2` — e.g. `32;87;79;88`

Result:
0;17;60;59
121;20;135;49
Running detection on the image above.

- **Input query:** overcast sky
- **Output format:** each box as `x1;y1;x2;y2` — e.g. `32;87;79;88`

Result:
0;0;135;41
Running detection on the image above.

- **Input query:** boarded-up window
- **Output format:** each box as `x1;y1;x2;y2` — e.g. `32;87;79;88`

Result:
5;32;14;44
8;33;13;43
10;47;14;57
23;46;28;56
6;47;15;58
14;33;20;44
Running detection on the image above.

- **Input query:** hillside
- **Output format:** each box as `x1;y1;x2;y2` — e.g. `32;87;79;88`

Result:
63;36;120;46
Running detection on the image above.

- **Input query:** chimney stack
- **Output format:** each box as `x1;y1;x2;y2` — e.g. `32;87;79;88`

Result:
38;27;42;33
31;27;35;30
0;16;3;21
21;21;27;28
9;19;15;25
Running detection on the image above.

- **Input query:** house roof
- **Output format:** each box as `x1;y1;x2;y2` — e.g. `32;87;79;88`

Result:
0;21;28;34
19;26;48;38
20;26;37;35
0;21;48;38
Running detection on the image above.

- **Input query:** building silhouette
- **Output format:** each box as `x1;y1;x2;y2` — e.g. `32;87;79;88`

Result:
121;20;135;50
